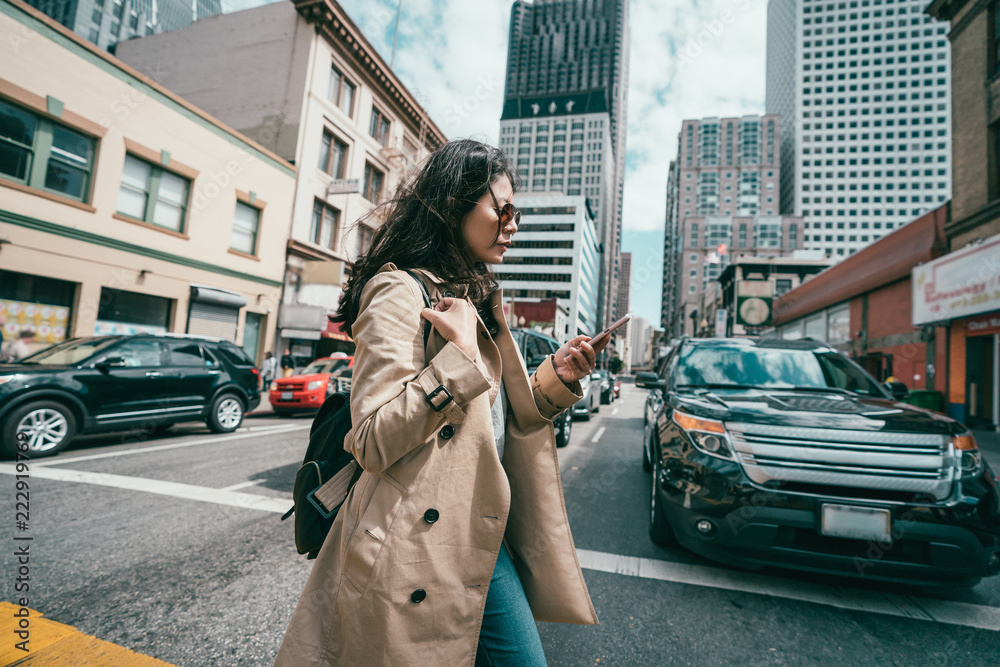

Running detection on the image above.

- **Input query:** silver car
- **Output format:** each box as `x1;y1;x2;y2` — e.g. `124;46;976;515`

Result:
570;372;599;420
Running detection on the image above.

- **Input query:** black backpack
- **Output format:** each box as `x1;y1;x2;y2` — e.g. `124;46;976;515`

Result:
281;271;432;559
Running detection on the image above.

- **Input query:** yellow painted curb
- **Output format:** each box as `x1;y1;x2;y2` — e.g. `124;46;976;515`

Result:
0;602;178;666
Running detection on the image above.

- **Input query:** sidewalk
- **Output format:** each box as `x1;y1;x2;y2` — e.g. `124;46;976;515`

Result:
0;602;175;666
248;391;272;416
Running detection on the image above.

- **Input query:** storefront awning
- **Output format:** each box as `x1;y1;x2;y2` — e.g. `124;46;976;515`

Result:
324;317;352;342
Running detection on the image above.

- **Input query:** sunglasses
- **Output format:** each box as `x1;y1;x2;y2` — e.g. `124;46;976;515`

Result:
487;183;521;229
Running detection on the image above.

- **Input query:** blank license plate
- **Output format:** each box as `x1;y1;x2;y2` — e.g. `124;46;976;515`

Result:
281;392;293;401
820;504;891;543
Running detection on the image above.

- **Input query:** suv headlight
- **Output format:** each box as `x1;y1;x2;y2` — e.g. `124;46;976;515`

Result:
954;433;983;477
269;381;279;391
673;409;735;461
307;380;323;391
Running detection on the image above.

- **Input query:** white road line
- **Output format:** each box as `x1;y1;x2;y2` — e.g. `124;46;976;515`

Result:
576;548;1000;632
591;427;607;443
0;464;290;514
32;425;310;467
612;407;620;416
219;479;264;492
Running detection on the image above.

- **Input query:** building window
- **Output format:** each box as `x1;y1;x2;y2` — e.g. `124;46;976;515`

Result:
357;224;374;256
116;154;190;232
329;66;356;116
319;130;348;178
311;200;340;250
230;201;260;255
363;162;384;202
369;108;391;147
0;98;95;202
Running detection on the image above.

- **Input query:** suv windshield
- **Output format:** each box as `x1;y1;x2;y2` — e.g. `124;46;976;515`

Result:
17;337;119;365
673;343;886;397
302;359;350;375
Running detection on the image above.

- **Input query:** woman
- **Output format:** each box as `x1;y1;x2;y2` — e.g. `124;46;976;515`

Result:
275;139;601;666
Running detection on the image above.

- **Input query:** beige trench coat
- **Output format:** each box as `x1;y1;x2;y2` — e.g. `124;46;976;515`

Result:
274;264;598;666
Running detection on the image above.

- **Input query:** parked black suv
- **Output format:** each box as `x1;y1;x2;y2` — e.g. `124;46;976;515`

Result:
638;337;1000;587
509;328;573;448
0;334;261;457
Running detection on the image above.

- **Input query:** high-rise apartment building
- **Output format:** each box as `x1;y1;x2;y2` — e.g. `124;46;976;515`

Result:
766;0;952;259
500;0;630;332
24;0;220;51
662;115;805;338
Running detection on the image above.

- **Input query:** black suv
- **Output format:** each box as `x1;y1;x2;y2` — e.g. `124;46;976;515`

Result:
509;328;573;448
0;334;261;458
638;337;1000;587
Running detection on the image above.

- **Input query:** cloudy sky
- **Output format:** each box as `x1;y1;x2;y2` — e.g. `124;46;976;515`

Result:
253;0;771;326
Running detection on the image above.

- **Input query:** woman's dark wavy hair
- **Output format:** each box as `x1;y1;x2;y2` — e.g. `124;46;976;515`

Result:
335;139;520;333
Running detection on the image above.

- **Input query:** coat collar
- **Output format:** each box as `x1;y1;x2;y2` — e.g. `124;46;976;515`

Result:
377;262;447;286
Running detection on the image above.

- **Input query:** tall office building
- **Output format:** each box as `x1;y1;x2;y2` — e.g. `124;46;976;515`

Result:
498;193;601;342
499;0;630;332
662;115;805;338
24;0;220;51
766;0;951;259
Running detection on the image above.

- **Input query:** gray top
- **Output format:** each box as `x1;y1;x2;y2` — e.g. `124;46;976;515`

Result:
491;379;508;461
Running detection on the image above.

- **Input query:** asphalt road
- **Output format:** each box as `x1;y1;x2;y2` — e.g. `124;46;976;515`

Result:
1;385;998;666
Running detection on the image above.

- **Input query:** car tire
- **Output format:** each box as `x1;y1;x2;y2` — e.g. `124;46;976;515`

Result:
207;393;244;433
555;415;572;448
1;400;77;458
650;457;679;547
642;437;652;472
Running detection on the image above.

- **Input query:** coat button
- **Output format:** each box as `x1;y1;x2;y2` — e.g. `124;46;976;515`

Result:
423;508;439;524
440;425;455;439
481;331;490;339
411;589;426;603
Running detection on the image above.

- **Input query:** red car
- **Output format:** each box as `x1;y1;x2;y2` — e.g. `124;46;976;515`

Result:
269;354;353;416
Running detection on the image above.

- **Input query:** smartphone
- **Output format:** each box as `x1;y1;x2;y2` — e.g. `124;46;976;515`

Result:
588;314;630;348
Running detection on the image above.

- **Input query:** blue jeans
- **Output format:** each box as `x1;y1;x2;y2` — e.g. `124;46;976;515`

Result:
475;545;548;667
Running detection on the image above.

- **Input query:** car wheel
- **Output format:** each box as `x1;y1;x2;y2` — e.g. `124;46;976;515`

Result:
1;401;77;458
642;437;652;472
556;415;572;448
650;456;679;547
207;394;244;433
273;409;294;418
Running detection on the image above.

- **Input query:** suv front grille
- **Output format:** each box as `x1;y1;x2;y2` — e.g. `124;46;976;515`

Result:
727;423;954;502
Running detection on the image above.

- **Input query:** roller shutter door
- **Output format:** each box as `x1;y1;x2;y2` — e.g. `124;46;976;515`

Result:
187;302;239;341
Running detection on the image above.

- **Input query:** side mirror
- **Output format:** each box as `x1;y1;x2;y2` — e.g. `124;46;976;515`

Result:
885;381;909;401
635;371;659;389
96;356;127;372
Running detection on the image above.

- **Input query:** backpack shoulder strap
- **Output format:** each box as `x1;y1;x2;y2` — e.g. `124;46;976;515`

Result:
403;269;433;349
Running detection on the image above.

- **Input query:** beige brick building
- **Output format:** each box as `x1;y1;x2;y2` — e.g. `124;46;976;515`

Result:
117;0;447;362
0;0;296;362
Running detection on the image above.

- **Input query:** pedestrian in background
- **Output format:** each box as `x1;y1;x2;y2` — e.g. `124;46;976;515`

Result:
3;330;36;362
275;139;603;667
280;348;295;378
260;351;277;388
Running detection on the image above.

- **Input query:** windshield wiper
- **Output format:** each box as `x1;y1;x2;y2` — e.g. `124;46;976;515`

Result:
781;386;857;395
675;383;761;392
